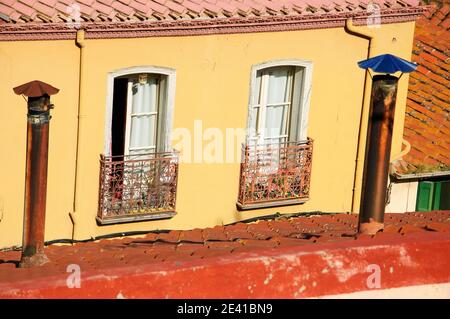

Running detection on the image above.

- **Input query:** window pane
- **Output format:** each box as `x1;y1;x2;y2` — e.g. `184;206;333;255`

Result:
265;105;285;138
131;77;158;114
130;115;156;149
289;67;304;142
129;75;159;152
254;73;262;105
157;76;167;152
267;67;291;104
249;107;259;137
249;65;303;145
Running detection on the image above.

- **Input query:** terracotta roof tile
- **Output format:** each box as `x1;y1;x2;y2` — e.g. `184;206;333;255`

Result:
42;0;59;6
1;211;450;284
202;2;221;16
239;238;279;248
0;4;14;16
157;230;181;243
400;3;450;172
12;1;37;17
33;2;56;18
0;0;423;23
178;229;204;242
19;0;37;6
111;0;135;16
98;0;114;5
246;223;279;239
206;241;241;250
203;226;229;241
91;1;115;15
229;0;251;14
164;0;186;14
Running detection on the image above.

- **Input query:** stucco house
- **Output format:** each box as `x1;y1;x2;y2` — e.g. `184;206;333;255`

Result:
0;0;425;249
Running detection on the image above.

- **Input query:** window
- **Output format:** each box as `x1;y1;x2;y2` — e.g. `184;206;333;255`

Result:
237;61;314;210
98;67;178;225
105;66;176;157
249;66;300;145
247;60;312;145
416;180;450;211
110;73;170;157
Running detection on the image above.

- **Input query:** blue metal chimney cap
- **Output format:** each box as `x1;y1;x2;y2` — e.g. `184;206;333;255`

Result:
358;54;417;73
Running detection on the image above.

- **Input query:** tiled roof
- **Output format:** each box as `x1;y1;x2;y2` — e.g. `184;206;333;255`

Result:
1;211;449;284
401;3;450;172
0;0;420;24
0;1;425;40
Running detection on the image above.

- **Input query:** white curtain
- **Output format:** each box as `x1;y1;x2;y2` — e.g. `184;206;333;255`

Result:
264;67;290;143
129;77;158;156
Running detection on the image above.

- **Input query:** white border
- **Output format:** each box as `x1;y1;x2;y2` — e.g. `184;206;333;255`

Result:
246;59;313;142
104;66;176;156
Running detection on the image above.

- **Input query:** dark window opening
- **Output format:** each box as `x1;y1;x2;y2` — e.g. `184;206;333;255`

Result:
111;78;128;157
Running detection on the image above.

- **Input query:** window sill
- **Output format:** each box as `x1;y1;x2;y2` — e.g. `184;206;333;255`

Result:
236;198;309;211
96;211;177;225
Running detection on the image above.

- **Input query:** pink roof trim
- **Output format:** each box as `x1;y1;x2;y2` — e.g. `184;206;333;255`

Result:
0;0;423;24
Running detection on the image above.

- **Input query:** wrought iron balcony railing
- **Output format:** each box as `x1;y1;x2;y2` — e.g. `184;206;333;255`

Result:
237;138;313;210
97;151;179;225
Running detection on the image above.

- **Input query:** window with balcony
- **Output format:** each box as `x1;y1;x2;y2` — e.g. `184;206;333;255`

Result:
237;61;314;210
98;67;178;225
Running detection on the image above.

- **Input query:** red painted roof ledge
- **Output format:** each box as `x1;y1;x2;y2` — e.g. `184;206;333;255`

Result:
0;211;449;298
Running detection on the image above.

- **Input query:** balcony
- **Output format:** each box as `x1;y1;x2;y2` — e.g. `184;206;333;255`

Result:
97;151;179;225
237;138;313;210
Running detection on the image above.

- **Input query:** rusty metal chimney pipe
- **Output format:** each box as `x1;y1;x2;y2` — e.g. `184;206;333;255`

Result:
13;81;59;267
20;97;51;267
358;74;399;235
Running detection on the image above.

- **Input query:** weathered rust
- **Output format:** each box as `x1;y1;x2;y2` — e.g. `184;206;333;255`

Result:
97;151;179;225
358;74;399;235
13;81;58;268
237;139;313;210
21;112;50;267
13;80;59;98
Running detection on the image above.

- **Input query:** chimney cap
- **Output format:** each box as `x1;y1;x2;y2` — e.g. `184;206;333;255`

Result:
13;80;59;98
357;54;417;74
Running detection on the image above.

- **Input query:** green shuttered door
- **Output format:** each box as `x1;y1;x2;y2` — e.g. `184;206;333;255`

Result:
416;180;450;211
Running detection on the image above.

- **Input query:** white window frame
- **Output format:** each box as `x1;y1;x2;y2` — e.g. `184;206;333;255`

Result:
104;66;176;156
124;75;159;156
246;59;313;143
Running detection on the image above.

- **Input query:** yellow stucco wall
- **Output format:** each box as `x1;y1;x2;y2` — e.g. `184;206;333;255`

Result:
0;21;415;248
